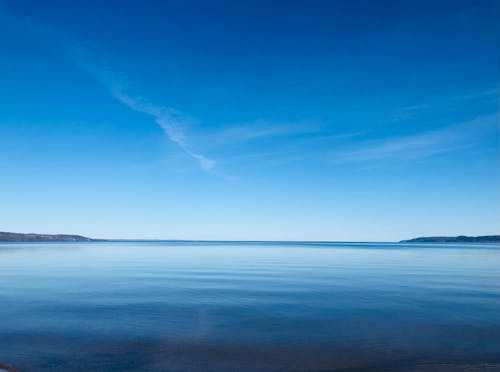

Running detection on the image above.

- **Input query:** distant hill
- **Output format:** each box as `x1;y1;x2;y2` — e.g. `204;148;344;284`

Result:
0;231;99;242
400;235;500;243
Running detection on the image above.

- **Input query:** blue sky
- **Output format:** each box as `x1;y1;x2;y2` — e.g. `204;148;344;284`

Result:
0;0;499;241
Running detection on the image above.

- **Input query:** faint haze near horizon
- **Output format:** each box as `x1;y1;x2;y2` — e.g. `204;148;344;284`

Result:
0;0;499;241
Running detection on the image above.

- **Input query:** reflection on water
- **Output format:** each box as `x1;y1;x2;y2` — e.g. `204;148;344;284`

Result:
1;241;499;371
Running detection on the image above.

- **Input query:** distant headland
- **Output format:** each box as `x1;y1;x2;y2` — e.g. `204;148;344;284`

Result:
0;231;100;242
1;231;499;243
400;235;500;243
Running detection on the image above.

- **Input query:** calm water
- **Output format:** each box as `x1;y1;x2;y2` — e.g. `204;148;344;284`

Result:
0;241;499;371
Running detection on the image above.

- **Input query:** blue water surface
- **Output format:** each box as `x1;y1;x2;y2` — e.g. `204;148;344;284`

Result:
1;241;499;371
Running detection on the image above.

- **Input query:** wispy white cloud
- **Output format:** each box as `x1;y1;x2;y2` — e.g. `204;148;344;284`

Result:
209;120;327;146
69;49;216;172
449;88;498;102
391;104;430;121
110;88;215;171
198;120;360;170
389;88;498;123
337;115;498;163
0;9;215;172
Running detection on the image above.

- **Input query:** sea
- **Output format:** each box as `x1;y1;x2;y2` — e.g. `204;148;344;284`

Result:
1;241;499;371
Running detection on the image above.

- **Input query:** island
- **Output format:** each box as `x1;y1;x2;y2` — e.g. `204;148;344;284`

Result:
400;235;500;243
0;231;101;242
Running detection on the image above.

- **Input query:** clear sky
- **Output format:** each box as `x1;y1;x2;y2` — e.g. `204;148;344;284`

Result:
0;0;499;241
